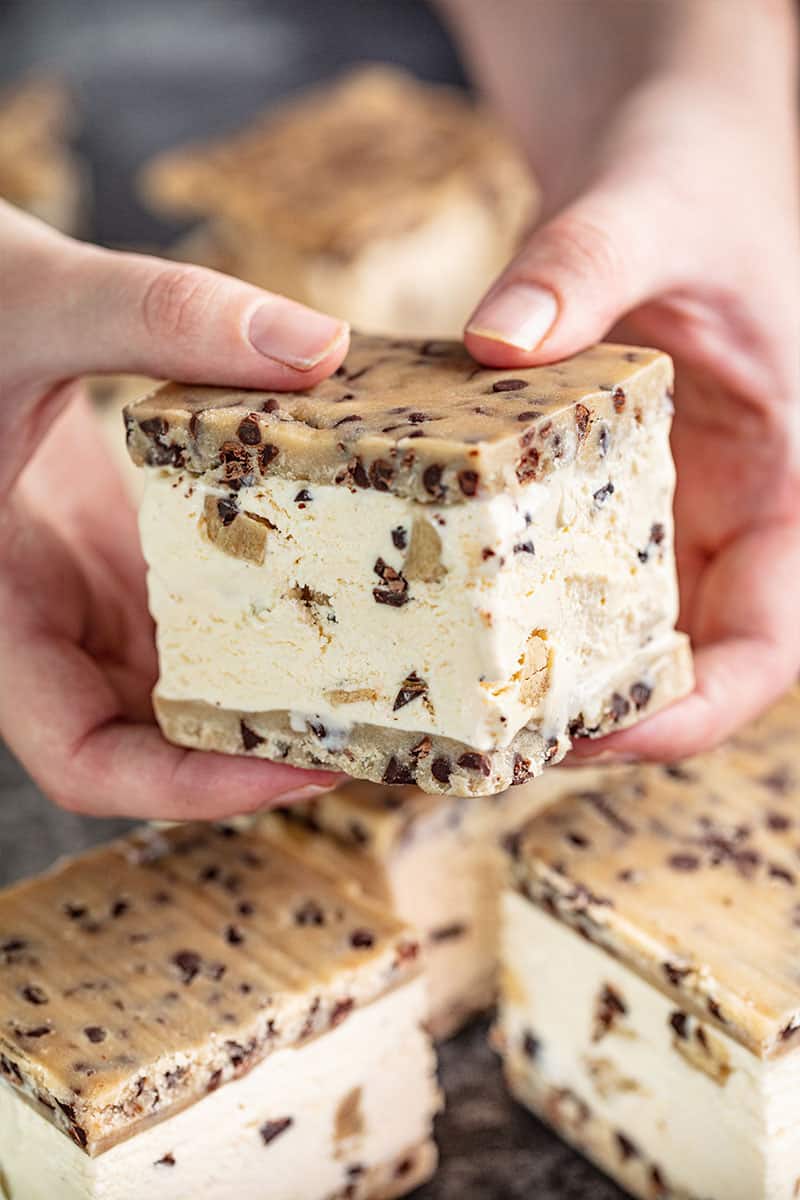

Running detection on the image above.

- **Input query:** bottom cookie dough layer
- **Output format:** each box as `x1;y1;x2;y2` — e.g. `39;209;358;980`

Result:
155;633;692;797
0;979;438;1200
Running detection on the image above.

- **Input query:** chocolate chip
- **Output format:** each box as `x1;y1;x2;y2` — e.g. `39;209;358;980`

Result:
457;752;491;776
349;929;375;949
768;863;795;884
351;458;370;489
513;540;535;555
333;413;361;428
69;1124;88;1149
707;997;725;1022
392;671;428;711
240;721;264;752
410;736;432;760
650;1166;667;1195
260;1117;293;1146
668;853;700;872
217;497;239;527
372;557;409;607
306;717;326;740
295;900;325;927
663;962;691;986
598;424;610;456
207;1069;223;1093
294;488;312;503
630;681;652;710
430;922;466;943
330;998;354;1027
382;757;415;785
767;812;792;831
566;831;590;848
512;754;533;785
259;444;279;472
422;464;445;499
492;379;527;392
0;1055;22;1083
369;459;394;491
458;469;479;497
391;526;407;550
395;1157;414;1178
347;820;369;846
111;899;130;919
575;404;591;438
21;1026;51;1038
615;1132;639;1162
237;417;261;446
612;386;626;412
21;985;48;1006
516;446;540;482
609;693;630;722
516;410;542;421
172;951;202;985
431;757;452;785
408;411;427;423
593;481;615;506
522;1030;540;1060
140;415;168;438
155;1153;176;1167
669;1010;689;1039
225;925;245;946
84;1026;106;1044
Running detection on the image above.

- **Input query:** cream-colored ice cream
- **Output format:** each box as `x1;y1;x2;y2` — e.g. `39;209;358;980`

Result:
0;822;439;1200
496;688;800;1200
140;66;537;338
126;335;692;796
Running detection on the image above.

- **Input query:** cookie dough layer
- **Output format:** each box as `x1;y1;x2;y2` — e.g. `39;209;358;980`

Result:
128;336;691;796
0;822;438;1199
268;771;608;1038
496;688;800;1200
140;66;537;337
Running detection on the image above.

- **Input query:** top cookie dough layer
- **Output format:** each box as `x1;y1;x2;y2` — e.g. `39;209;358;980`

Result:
140;65;537;258
125;335;672;504
0;821;417;1155
509;688;800;1060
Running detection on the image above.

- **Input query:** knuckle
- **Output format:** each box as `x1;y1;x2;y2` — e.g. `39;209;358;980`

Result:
554;213;626;286
140;264;220;343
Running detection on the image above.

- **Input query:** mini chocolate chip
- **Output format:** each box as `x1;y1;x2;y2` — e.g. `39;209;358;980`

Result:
768;863;795;884
306;717;326;740
225;925;245;946
767;812;792;831
84;1026;106;1044
593;481;615;506
21;1026;51;1038
422;463;445;499
172;951;202;985
139;415;168;438
566;831;590;849
295;900;325;927
668;853;700;872
430;922;467;943
575;403;591;438
410;736;432;761
294;488;312;503
69;1124;88;1149
217;497;239;527
610;693;631;722
492;379;527;392
516;446;540;482
707;997;725;1022
155;1153;176;1167
663;962;691;986
382;757;415;785
651;522;665;544
349;929;375;949
237;417;261;445
21;985;48;1006
391;525;407;550
512;754;533;785
408;411;427;423
522;1030;540;1060
395;1157;414;1178
513;540;535;555
615;1132;639;1162
238;901;255;917
457;752;491;776
259;444;279;472
431;757;452;785
207;1069;223;1093
330;998;354;1027
260;1117;293;1146
392;671;428;711
630;681;652;710
598;424;610;456
351;458;370;489
333;413;361;428
669;1011;689;1039
240;721;264;752
111;900;130;919
457;468;480;497
612;386;626;412
516;410;542;421
348;820;369;846
369;459;394;491
63;903;87;920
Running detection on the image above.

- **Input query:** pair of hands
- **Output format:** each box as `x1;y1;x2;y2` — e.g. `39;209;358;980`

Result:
2;2;799;818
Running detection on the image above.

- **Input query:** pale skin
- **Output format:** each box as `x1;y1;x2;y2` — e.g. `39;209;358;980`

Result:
1;0;798;816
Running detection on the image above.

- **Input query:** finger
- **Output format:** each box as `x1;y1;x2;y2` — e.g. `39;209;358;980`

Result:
0;626;340;820
5;212;349;389
571;517;800;762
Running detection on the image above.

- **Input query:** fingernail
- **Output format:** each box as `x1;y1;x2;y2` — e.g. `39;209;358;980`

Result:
466;282;558;352
248;301;348;371
276;783;335;805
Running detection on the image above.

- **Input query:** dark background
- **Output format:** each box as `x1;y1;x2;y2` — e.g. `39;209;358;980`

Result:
0;2;625;1196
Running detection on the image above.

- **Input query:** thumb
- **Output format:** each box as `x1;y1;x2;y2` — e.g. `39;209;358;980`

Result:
10;221;349;390
464;176;689;368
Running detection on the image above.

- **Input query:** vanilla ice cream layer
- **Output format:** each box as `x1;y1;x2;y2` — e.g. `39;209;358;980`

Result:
498;895;800;1200
141;395;677;753
0;978;437;1200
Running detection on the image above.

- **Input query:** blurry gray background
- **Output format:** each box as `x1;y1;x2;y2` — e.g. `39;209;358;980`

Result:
0;2;625;1196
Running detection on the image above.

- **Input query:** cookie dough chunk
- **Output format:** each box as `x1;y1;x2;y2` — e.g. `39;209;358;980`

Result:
269;770;607;1039
0;822;439;1200
0;78;86;233
125;334;692;797
496;688;800;1200
139;65;538;337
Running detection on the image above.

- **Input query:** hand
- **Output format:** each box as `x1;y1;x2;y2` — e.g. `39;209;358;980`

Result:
449;0;800;760
0;203;348;817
